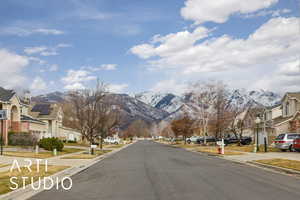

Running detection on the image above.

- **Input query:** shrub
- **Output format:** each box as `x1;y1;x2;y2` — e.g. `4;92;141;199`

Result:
38;137;64;151
8;132;38;146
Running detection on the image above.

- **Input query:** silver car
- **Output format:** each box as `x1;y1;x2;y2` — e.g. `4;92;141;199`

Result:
274;133;300;152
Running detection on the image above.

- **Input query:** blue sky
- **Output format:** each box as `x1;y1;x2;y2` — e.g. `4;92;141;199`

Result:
0;0;299;95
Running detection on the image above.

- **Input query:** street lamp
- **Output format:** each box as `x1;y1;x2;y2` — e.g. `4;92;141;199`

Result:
255;116;261;152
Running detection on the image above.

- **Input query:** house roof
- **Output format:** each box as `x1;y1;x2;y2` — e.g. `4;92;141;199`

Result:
21;114;46;124
282;92;300;102
29;103;60;119
273;115;294;126
287;92;300;100
0;87;15;102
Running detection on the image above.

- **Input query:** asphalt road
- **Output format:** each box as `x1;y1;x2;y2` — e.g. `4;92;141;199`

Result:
30;140;300;200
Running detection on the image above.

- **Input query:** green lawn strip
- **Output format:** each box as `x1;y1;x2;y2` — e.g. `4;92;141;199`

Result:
61;149;112;159
0;165;69;195
254;159;300;171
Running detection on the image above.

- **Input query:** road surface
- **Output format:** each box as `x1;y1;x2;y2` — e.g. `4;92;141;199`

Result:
30;140;300;200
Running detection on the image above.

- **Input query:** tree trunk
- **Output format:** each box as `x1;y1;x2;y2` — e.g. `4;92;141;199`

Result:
100;136;103;150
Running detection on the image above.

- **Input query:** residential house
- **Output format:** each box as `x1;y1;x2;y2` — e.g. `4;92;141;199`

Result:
0;87;81;145
29;103;81;141
272;92;300;134
0;87;47;144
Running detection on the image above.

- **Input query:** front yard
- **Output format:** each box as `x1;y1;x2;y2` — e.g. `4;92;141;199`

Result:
254;159;300;172
0;165;69;195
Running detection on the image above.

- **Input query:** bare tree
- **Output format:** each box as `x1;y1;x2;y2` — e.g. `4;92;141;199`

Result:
187;81;217;137
68;81;109;153
96;96;120;150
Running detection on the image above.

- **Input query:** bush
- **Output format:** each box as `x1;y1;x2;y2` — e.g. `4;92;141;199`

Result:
8;132;38;146
38;137;64;151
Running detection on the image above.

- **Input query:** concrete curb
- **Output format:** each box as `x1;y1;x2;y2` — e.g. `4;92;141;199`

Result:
247;161;300;177
0;141;136;200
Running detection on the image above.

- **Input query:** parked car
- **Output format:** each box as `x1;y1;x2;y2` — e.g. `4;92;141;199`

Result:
274;133;300;152
186;136;202;144
104;137;121;145
292;136;300;152
197;136;216;144
220;135;252;145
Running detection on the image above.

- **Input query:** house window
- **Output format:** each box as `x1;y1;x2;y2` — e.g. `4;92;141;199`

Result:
285;102;290;116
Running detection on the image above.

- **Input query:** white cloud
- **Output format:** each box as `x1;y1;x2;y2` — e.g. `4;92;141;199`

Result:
30;76;47;91
151;80;188;95
132;17;299;73
24;46;47;55
98;64;117;71
131;17;300;93
62;69;96;90
24;43;71;57
108;84;128;93
253;57;300;94
0;49;29;88
49;64;59;72
243;9;291;18
180;0;278;24
82;64;118;71
64;82;85;90
28;57;46;65
131;26;211;59
0;27;64;36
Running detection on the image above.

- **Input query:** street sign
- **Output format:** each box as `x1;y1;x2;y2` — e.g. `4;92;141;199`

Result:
0;110;7;120
91;145;97;148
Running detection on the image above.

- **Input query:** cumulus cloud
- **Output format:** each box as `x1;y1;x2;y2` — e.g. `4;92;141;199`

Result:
30;76;47;91
108;83;128;93
180;0;278;24
131;17;299;73
62;69;96;90
131;26;211;59
0;49;29;88
131;17;300;93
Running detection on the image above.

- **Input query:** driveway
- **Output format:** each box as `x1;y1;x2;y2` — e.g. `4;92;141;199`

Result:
30;140;300;200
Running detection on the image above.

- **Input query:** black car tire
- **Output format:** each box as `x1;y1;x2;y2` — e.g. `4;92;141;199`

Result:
187;140;191;144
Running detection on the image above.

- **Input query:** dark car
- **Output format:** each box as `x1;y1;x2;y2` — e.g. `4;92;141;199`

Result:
196;136;216;144
217;135;252;145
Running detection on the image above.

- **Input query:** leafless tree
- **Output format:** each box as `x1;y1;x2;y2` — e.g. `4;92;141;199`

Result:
69;81;120;153
187;81;217;137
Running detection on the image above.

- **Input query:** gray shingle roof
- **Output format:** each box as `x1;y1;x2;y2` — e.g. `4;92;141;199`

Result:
0;87;15;102
21;114;46;124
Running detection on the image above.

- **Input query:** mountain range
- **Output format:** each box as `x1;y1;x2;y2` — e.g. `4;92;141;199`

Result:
32;89;282;128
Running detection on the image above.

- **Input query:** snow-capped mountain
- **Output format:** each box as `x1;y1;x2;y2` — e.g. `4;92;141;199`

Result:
136;89;282;120
33;89;281;127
